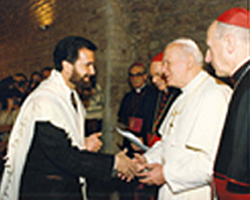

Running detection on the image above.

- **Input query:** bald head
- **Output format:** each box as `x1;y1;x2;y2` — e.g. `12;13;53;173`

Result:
162;38;203;88
166;38;204;65
205;8;250;77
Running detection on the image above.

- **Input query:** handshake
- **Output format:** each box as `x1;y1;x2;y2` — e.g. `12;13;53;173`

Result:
85;132;165;185
85;133;144;181
114;149;143;181
115;149;147;182
114;150;166;186
85;133;143;181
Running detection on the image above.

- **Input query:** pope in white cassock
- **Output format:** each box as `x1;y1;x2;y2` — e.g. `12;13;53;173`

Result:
136;38;232;200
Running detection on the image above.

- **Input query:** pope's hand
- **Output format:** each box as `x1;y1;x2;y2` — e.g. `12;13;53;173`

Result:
114;149;137;182
85;132;103;152
137;163;166;186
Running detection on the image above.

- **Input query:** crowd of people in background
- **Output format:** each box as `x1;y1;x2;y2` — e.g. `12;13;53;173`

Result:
0;67;53;173
0;67;53;116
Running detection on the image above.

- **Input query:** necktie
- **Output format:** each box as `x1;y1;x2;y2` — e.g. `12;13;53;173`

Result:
71;92;77;111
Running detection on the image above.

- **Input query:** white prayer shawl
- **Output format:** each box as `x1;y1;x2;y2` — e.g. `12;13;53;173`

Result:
144;71;232;200
0;70;86;200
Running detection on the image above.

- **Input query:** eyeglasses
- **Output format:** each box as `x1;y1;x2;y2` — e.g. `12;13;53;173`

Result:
129;72;145;77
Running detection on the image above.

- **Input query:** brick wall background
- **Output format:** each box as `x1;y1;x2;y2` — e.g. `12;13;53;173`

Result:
0;0;248;153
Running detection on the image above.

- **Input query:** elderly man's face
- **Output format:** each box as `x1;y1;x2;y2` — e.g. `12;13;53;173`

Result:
150;61;167;91
162;44;189;88
205;21;229;77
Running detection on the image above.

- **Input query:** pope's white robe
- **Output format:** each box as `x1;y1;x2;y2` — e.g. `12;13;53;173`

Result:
144;71;232;200
0;70;86;200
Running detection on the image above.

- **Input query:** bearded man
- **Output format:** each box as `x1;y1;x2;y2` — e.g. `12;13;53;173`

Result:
0;36;137;200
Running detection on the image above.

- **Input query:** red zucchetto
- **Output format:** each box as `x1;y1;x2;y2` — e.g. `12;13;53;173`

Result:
217;7;250;29
151;52;163;63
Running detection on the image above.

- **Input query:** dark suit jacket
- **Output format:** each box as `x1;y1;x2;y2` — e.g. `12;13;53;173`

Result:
214;61;250;194
117;85;158;157
20;122;114;200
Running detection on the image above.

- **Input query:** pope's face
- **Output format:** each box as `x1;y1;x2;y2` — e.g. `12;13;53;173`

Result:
162;44;188;88
70;48;95;87
150;61;167;91
205;21;229;77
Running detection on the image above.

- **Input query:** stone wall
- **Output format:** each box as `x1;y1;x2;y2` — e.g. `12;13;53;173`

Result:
102;0;248;153
0;0;248;153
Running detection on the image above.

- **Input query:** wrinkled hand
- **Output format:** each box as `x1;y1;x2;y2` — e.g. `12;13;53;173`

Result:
114;149;137;182
137;163;166;186
85;132;103;152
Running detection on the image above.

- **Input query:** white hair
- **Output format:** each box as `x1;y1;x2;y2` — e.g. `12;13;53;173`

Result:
216;22;250;43
167;38;204;65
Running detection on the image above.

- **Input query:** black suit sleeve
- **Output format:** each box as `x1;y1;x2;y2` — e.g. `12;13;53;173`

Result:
34;121;115;181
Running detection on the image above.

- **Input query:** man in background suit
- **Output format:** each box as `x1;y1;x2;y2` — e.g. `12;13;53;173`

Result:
118;62;158;157
117;62;158;200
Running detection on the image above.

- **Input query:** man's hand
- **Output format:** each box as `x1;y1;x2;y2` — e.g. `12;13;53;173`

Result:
85;132;103;152
133;153;148;172
114;149;137;182
137;163;166;186
133;153;147;165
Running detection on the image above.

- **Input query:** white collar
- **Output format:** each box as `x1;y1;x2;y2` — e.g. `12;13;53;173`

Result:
135;83;146;93
181;70;207;94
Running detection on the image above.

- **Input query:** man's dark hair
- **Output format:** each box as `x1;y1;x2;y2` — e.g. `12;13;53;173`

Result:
53;36;97;71
30;71;41;79
15;73;28;82
41;66;53;73
128;62;147;74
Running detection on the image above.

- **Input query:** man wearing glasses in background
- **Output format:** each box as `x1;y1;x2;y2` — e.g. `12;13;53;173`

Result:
117;62;158;200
